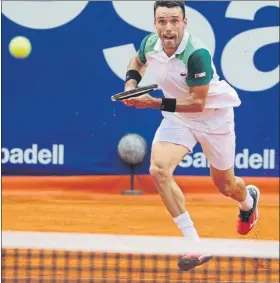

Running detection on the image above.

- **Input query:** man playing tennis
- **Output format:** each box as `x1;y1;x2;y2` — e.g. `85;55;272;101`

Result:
122;1;260;272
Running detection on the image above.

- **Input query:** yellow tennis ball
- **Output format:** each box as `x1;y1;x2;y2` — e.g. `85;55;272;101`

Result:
9;36;32;59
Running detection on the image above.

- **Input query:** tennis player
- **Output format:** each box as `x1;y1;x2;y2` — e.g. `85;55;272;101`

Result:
122;1;260;271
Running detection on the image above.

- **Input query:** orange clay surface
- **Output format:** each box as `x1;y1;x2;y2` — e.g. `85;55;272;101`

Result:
2;189;279;240
2;187;279;282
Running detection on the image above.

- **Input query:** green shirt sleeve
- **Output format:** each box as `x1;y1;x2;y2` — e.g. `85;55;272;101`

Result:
186;48;213;87
138;34;151;64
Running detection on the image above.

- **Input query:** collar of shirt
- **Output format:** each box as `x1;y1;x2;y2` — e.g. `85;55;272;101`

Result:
153;30;190;57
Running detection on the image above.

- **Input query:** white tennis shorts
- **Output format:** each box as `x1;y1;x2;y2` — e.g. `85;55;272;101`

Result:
152;108;236;170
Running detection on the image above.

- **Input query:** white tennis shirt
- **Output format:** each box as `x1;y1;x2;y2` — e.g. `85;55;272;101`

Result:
138;31;241;132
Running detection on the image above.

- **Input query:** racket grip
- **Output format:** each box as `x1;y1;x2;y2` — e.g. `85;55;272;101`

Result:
112;91;148;101
111;84;158;102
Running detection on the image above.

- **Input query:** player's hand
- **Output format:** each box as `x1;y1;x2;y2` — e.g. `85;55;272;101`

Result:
123;93;161;109
122;85;137;105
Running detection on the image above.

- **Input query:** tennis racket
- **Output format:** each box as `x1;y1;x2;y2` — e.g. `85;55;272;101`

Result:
111;84;158;101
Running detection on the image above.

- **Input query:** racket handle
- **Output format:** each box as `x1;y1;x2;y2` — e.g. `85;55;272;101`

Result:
111;84;158;102
112;90;148;101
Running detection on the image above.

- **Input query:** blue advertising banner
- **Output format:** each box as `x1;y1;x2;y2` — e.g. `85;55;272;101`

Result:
1;1;279;176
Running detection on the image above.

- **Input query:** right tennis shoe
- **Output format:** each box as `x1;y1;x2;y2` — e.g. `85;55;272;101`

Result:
178;253;213;271
237;185;260;235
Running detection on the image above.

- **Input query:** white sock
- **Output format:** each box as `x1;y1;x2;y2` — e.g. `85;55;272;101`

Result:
238;190;254;211
173;211;200;241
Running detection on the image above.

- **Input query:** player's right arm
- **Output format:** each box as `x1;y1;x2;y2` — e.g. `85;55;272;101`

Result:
124;34;150;91
124;54;147;91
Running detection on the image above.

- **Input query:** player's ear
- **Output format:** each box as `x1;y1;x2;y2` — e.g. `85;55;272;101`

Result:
184;18;187;27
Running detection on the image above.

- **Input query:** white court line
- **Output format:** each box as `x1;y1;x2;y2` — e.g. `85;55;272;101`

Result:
2;231;279;259
1;277;278;283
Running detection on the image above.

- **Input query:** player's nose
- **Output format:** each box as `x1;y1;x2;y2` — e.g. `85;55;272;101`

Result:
165;22;172;31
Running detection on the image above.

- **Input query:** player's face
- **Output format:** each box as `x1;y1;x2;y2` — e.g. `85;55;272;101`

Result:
154;7;187;55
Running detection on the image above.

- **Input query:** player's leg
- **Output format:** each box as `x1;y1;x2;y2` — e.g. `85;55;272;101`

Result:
197;130;260;235
210;166;260;235
150;119;199;240
151;118;212;271
210;164;247;202
150;142;189;217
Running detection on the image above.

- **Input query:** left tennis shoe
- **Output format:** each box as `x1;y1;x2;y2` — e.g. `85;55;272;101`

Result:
237;185;260;235
178;253;213;271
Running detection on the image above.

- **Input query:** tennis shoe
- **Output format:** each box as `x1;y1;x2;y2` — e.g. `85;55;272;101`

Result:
178;253;213;271
237;185;260;235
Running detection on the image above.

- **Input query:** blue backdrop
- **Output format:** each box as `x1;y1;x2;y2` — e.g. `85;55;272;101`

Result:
2;1;279;176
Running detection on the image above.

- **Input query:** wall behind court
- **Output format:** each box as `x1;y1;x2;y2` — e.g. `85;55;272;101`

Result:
1;1;279;177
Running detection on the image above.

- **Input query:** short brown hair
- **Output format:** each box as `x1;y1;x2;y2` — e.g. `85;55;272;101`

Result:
154;1;186;19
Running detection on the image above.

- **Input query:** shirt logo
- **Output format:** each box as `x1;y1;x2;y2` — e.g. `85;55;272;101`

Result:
195;72;206;78
180;72;187;76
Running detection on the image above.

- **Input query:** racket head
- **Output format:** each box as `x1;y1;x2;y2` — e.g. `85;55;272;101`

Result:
111;84;158;101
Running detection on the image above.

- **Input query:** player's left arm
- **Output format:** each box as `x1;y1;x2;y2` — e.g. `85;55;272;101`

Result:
124;48;213;112
174;48;213;112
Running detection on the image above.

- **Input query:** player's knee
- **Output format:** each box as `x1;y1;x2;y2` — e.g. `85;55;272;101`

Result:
213;179;235;197
149;164;171;185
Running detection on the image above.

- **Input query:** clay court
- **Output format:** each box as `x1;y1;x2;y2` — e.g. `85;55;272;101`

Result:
2;189;279;241
2;176;279;282
2;176;279;240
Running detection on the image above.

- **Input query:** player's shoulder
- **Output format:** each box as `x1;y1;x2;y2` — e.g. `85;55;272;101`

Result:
141;32;158;41
188;33;210;52
138;33;158;64
140;32;159;54
176;32;212;65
